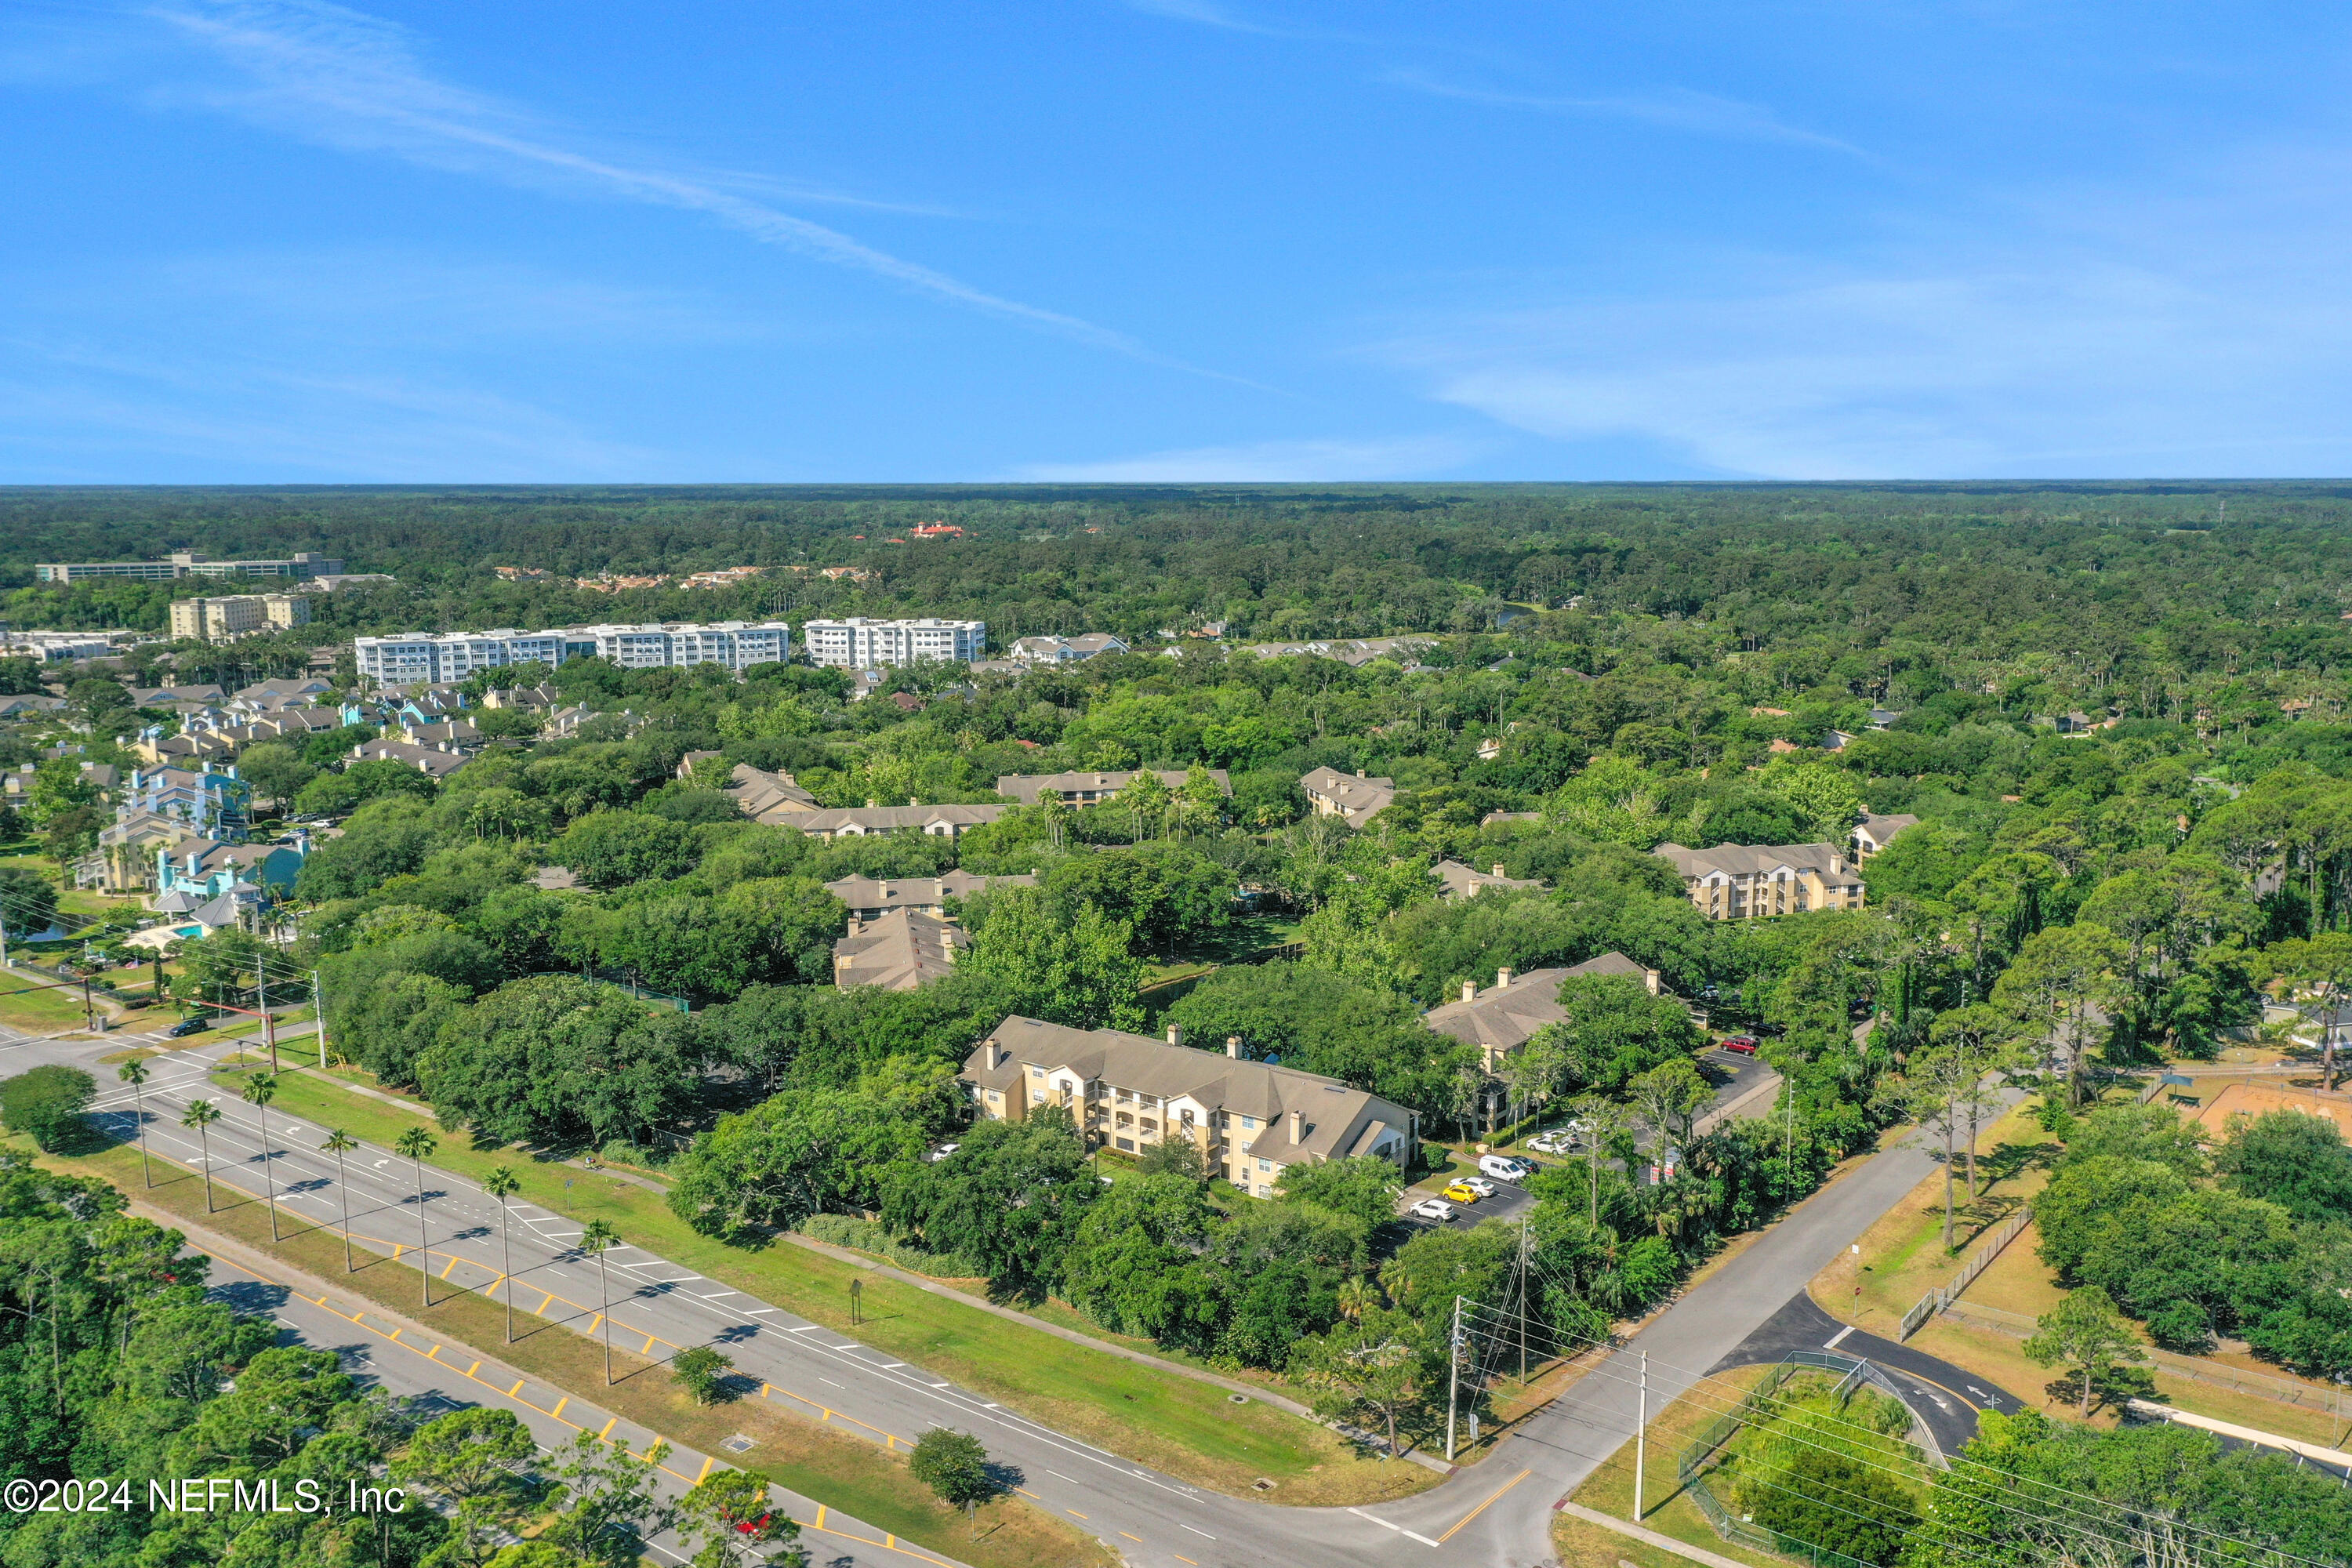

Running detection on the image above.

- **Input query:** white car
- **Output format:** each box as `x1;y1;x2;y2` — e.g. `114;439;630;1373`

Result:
1477;1155;1528;1182
925;1143;960;1163
1409;1197;1457;1222
1526;1130;1579;1155
1459;1174;1499;1196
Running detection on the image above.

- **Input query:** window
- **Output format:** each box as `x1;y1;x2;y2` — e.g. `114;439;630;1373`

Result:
1029;1066;1043;1077
1257;1159;1270;1173
1242;1116;1257;1130
1031;1092;1045;1104
1115;1137;1134;1152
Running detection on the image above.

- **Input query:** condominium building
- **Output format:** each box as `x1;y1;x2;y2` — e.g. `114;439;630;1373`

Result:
960;1018;1417;1196
169;593;310;642
1300;766;1396;827
351;621;790;685
800;618;985;668
1653;840;1868;920
993;768;1229;806
36;551;343;583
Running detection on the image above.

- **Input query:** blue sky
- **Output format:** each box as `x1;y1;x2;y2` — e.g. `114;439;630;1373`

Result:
5;1;2350;483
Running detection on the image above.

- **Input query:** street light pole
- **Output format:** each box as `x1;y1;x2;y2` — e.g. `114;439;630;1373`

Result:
1446;1294;1464;1462
1634;1350;1648;1522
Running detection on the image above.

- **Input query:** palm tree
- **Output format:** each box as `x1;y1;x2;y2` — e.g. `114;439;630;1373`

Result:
240;1072;280;1241
321;1130;359;1273
394;1125;437;1308
180;1099;221;1211
484;1164;521;1343
1336;1276;1376;1324
579;1218;619;1385
117;1059;152;1188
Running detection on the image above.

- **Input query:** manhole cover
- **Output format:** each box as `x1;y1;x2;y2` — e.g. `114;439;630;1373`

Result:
721;1435;755;1454
1227;1394;1249;1404
1250;1478;1276;1492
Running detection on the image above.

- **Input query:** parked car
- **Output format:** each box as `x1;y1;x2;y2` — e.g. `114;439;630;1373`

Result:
1719;1035;1761;1055
1477;1154;1528;1181
1526;1126;1584;1155
167;1015;212;1038
924;1142;960;1162
1457;1174;1498;1196
1409;1197;1457;1221
1441;1181;1483;1204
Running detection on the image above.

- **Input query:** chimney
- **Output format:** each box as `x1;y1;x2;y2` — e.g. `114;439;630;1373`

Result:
1493;863;1506;877
1354;768;1365;779
985;1041;1004;1070
1288;1109;1302;1144
1225;1035;1240;1058
1645;967;1661;996
1167;1023;1184;1048
866;797;878;808
1462;979;1477;1003
1496;967;1513;989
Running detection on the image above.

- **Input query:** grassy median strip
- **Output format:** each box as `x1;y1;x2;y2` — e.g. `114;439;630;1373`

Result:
42;1135;1112;1568
208;1065;1432;1504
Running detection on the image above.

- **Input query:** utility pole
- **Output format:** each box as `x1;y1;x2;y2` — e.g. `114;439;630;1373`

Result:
1446;1295;1464;1462
1634;1350;1648;1522
257;953;277;1072
1518;1215;1530;1382
311;968;328;1069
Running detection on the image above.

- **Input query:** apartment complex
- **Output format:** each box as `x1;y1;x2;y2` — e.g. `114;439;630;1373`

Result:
1851;811;1921;858
169;593;310;642
790;802;1006;840
800;618;985;667
1005;633;1129;663
352;621;790;684
1423;953;1664;1071
959;1018;1417;1196
36;551;343;583
993;768;1230;806
1300;766;1397;827
823;869;1036;921
1653;840;1867;920
833;909;967;991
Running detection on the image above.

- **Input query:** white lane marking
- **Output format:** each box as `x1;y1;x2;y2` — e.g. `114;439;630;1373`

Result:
1404;1530;1441;1547
786;1323;823;1332
699;1290;736;1298
819;1378;844;1389
1349;1508;1400;1531
1180;1523;1217;1540
878;1362;906;1369
1047;1471;1080;1485
1822;1325;1855;1350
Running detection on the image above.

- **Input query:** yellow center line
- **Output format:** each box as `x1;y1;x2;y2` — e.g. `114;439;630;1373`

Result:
1066;1508;1087;1520
1119;1530;1143;1543
1439;1467;1531;1544
815;1506;827;1530
1177;1556;1198;1566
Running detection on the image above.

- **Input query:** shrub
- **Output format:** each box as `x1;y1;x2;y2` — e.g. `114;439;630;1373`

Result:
0;1065;96;1152
671;1345;736;1405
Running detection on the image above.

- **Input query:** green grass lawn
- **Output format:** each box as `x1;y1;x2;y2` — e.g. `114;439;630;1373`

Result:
0;975;101;1030
227;1065;1433;1504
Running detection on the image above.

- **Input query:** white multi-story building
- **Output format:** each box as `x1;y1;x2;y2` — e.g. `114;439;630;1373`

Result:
800;618;985;668
353;622;790;685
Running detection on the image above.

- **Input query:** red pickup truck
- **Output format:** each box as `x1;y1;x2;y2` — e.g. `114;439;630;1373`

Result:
1718;1035;1761;1055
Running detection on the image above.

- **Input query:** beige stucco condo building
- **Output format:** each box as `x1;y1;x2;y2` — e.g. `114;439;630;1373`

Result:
1653;840;1867;920
959;1017;1418;1197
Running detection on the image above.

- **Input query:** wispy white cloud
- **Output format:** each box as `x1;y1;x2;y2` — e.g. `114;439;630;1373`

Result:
1011;434;1480;481
1382;209;2352;478
1382;71;1869;157
96;1;1159;358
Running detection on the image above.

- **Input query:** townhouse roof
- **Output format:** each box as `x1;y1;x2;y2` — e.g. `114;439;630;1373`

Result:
793;802;1007;834
833;909;967;991
353;739;470;779
1422;953;1661;1054
960;1014;1414;1163
822;869;1036;912
721;763;822;823
1854;811;1921;848
1299;766;1396;826
1432;858;1546;898
993;768;1230;804
1481;810;1542;827
1653;840;1855;880
132;685;226;706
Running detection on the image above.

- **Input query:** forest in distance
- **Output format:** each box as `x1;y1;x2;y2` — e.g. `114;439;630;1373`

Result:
9;481;2352;1567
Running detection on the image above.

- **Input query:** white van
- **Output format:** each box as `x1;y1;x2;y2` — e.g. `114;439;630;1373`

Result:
1479;1153;1531;1182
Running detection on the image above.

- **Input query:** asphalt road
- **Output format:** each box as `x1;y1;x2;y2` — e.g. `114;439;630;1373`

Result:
1711;1289;2025;1458
198;1232;963;1568
1;1005;2012;1568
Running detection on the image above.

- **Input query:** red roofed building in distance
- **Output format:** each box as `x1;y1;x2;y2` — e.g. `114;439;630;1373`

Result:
910;522;964;539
